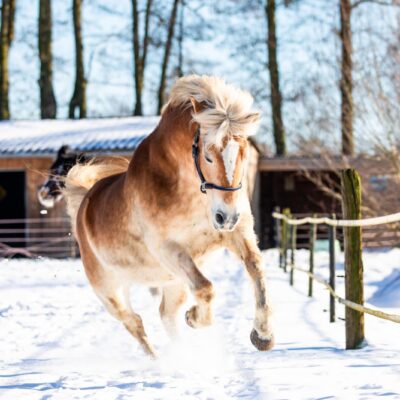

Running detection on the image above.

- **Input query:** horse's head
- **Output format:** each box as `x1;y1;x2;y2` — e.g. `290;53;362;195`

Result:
188;90;260;232
197;133;252;231
38;145;85;208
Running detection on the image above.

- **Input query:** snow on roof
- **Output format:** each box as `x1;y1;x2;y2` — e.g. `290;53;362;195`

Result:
0;117;159;156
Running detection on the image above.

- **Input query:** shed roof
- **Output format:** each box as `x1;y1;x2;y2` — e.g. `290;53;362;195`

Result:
0;117;159;156
259;155;392;174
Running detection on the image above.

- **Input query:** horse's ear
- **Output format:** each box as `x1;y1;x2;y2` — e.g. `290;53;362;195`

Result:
189;97;203;114
244;112;261;124
78;153;87;163
58;145;71;157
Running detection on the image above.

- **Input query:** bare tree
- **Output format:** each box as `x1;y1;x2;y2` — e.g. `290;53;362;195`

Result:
69;0;86;119
0;0;15;120
176;0;184;78
157;0;180;113
266;0;286;155
132;0;153;116
340;0;353;155
38;0;57;119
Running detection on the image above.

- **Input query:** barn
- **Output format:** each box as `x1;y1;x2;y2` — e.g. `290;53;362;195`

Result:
0;118;260;258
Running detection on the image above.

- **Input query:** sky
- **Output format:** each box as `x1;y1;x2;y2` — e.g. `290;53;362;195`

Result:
6;0;400;153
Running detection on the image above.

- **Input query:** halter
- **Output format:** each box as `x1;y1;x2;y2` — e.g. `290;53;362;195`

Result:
192;127;243;194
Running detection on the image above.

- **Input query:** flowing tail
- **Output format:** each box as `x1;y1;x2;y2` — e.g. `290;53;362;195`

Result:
63;157;129;231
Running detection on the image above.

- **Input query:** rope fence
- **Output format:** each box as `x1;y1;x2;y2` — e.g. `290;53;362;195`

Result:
288;263;400;324
273;168;400;350
272;211;400;227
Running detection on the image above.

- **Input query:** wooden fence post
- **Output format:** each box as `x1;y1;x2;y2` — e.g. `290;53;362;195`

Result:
274;206;281;247
275;207;282;267
282;208;290;272
308;219;317;297
290;224;296;286
341;169;365;349
280;220;286;269
328;214;336;323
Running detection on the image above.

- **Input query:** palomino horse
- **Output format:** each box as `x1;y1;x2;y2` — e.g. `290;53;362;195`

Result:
38;145;87;208
64;75;274;357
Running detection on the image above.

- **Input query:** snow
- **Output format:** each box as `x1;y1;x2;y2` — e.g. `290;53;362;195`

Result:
0;117;159;155
0;248;399;399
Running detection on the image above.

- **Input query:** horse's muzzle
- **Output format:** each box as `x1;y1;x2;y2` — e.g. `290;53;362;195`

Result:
213;210;240;231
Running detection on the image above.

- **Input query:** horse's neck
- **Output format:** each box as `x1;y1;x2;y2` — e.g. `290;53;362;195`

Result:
128;106;197;189
157;106;194;156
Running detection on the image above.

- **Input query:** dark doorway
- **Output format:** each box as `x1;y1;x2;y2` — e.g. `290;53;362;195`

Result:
0;171;26;251
259;171;341;249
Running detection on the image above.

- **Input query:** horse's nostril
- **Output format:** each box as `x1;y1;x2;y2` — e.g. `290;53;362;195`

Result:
233;213;240;225
215;211;226;226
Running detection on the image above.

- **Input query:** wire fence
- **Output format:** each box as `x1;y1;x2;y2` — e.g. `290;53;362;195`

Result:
0;217;78;259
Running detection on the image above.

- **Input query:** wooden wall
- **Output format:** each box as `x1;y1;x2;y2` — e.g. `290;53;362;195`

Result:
0;157;74;257
0;156;67;219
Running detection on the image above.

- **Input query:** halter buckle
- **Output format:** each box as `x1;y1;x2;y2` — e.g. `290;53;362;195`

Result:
200;182;207;193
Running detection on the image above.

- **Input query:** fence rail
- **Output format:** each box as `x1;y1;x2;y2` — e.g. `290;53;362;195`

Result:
0;217;78;259
273;168;400;350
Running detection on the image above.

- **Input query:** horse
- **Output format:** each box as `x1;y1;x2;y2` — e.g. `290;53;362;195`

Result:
64;75;274;358
38;145;87;208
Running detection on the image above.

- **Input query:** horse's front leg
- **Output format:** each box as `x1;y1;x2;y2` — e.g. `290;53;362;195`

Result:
159;241;214;329
231;232;274;351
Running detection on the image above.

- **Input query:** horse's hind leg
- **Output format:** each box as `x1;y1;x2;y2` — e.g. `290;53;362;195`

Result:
159;283;188;337
94;284;157;358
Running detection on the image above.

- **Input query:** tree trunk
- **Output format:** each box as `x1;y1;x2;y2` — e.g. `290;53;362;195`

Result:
38;0;57;119
176;0;184;78
141;0;152;85
266;0;286;156
0;0;14;120
157;0;180;114
132;0;141;116
340;0;353;156
7;0;14;45
132;0;152;116
69;0;86;119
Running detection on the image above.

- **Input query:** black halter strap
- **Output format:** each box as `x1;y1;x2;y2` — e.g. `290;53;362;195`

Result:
192;127;243;194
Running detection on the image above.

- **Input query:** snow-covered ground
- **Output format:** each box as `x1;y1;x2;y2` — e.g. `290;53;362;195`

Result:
1;248;399;400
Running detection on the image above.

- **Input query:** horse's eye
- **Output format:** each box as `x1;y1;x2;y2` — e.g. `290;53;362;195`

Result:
205;155;213;164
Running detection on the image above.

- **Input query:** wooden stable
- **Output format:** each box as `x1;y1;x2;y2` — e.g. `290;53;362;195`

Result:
0;156;75;257
0;156;59;219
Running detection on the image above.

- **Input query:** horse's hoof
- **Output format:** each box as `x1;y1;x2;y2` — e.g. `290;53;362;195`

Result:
250;329;274;351
185;306;212;329
185;306;198;329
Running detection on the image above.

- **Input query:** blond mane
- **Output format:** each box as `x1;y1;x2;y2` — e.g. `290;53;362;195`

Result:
165;75;260;147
